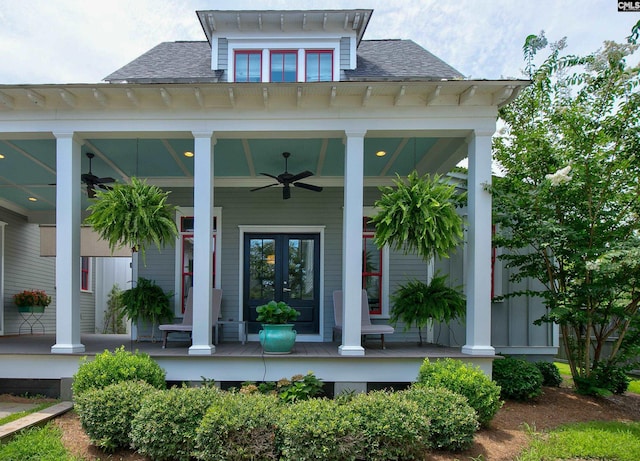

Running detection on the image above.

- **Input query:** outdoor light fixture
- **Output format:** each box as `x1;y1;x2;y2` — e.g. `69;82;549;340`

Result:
376;150;387;157
28;197;37;202
184;151;194;157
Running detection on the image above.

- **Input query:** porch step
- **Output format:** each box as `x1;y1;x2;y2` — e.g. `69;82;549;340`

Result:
0;401;73;443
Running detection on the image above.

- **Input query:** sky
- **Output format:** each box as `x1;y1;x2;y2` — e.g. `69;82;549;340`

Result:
0;0;638;85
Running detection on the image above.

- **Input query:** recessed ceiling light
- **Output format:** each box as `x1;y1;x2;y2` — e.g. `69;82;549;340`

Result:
375;150;387;157
28;197;38;202
0;154;5;159
184;151;194;158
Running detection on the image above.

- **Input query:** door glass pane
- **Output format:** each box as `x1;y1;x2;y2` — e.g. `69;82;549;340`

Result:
249;238;275;300
287;238;314;300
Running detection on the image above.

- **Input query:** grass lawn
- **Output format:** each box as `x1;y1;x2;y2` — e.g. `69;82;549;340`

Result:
0;423;79;461
519;421;640;461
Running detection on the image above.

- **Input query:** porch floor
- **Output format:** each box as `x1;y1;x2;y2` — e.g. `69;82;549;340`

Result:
0;333;467;359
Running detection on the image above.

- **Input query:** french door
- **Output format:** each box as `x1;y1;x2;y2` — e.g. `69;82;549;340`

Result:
244;233;320;334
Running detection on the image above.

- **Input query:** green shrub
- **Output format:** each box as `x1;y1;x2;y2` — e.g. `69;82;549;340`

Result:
239;371;324;403
493;357;543;401
535;361;563;387
573;362;631;396
278;398;361;461
417;358;502;426
72;346;166;396
402;386;478;451
75;380;157;451
349;390;431;460
130;386;221;461
195;392;281;461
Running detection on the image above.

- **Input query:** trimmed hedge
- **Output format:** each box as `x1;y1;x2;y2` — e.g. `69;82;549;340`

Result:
535;361;563;387
130;386;221;461
417;358;502;426
72;346;166;396
493;357;543;401
278;398;361;461
75;380;158;451
195;392;281;461
402;385;479;451
349;390;431;460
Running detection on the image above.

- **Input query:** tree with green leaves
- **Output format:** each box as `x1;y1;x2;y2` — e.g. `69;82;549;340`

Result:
491;31;640;394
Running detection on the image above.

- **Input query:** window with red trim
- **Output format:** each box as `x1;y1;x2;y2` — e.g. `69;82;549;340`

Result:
81;256;90;291
305;50;333;82
180;216;217;313
270;51;297;82
363;217;383;315
234;50;262;82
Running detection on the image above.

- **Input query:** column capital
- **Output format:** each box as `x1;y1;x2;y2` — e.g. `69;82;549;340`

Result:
52;131;82;143
344;129;367;139
192;130;217;143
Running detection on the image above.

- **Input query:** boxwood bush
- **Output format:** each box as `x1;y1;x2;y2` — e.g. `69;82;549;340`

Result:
417;358;502;426
349;390;431;461
278;398;361;461
130;386;221;461
493;357;543;401
74;380;158;451
535;361;563;387
72;346;166;396
195;392;281;461
402;385;479;451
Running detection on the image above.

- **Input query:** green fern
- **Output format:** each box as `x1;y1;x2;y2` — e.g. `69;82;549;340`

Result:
84;177;178;264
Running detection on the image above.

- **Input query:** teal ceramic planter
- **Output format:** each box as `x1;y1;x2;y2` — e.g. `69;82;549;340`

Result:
259;324;297;354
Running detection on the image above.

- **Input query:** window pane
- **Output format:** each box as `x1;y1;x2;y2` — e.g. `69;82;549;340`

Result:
306;53;319;82
284;53;297;82
271;53;284;82
319;52;332;81
235;53;248;82
248;53;261;82
249;239;275;300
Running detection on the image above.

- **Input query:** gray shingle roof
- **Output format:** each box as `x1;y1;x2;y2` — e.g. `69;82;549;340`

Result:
104;41;221;83
344;40;464;81
104;39;464;83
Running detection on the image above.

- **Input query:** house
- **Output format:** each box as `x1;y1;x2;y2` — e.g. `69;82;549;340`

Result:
0;9;555;391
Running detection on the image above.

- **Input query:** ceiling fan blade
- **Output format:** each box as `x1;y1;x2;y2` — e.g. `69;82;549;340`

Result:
96;176;116;183
97;183;113;191
283;184;291;200
294;182;323;192
260;172;281;182
289;170;313;182
250;183;279;192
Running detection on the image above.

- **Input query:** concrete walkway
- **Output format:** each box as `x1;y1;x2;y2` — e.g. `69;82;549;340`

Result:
0;401;73;443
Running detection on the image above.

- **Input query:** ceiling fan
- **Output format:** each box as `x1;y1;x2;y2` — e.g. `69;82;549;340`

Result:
250;152;323;200
82;152;116;198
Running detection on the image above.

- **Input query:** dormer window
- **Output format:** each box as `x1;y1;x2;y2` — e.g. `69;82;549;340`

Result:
234;50;262;82
306;50;333;82
270;51;297;82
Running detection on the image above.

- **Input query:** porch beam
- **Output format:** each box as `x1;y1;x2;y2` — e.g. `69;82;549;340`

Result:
51;132;84;354
189;131;217;355
339;130;366;356
462;130;495;357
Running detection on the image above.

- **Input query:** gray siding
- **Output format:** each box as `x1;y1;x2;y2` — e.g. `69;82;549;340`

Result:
136;186;556;355
218;38;228;81
340;37;350;69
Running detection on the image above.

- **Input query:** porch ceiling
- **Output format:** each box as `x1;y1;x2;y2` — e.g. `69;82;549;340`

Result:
0;80;528;218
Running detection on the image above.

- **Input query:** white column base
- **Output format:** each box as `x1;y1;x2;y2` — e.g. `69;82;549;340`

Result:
188;345;216;355
461;344;495;356
338;345;365;356
51;343;85;354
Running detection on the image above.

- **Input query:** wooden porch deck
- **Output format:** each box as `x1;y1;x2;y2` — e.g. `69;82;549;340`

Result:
0;334;495;398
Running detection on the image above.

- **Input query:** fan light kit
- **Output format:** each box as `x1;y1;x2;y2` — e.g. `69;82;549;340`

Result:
251;151;323;200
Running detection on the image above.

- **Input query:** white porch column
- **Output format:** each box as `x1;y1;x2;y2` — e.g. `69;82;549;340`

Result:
51;133;84;353
339;130;366;356
462;131;495;356
189;131;216;355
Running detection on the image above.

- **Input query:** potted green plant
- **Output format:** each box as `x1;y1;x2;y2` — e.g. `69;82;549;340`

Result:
390;273;466;346
13;289;52;313
256;300;300;354
119;278;174;341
